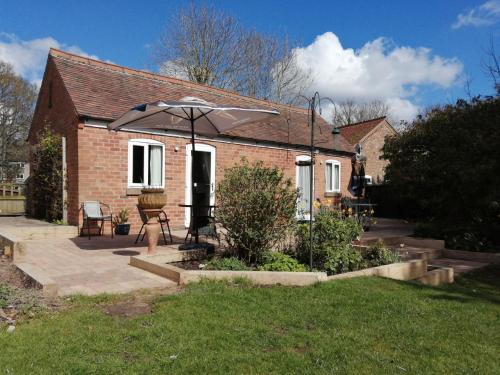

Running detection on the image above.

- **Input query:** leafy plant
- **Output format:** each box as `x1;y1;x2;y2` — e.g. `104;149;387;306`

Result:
364;240;400;267
258;251;307;272
203;257;250;271
26;128;63;222
323;244;365;275
216;159;298;264
296;209;362;268
115;209;130;224
0;284;12;309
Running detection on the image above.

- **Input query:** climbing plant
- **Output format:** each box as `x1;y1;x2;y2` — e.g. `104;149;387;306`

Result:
26;128;63;222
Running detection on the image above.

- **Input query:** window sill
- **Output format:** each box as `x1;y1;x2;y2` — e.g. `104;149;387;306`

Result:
126;188;142;196
324;191;341;197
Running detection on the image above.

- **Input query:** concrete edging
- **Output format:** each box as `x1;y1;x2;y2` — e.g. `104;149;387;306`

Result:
327;259;428;281
15;262;58;297
131;254;430;286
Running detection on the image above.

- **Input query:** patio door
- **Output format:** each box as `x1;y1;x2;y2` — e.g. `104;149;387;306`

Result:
296;155;313;220
185;144;216;228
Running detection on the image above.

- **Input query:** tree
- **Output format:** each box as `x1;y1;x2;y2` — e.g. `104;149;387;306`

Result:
381;96;500;251
482;37;500;94
331;99;391;126
155;3;310;104
0;61;37;180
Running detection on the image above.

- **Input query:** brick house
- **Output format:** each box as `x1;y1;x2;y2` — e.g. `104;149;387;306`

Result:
338;117;397;184
28;49;354;232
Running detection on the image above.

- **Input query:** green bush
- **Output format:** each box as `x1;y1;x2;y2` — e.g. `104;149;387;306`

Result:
296;209;362;269
382;96;500;251
203;257;250;271
258;252;307;272
216;159;298;264
364;240;400;267
323;244;365;275
26;129;63;222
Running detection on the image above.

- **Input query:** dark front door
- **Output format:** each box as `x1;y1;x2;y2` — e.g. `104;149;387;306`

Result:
193;150;212;226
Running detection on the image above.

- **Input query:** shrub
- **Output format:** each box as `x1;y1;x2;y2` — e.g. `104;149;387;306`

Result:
296;209;362;268
323;244;365;275
216;159;298;264
382;96;500;251
26;128;63;222
364;240;400;267
258;252;307;272
203;257;250;271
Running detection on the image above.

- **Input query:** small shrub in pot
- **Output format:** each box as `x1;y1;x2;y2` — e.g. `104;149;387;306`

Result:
114;209;131;235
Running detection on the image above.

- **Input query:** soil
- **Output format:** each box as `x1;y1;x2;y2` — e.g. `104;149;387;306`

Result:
0;256;60;326
170;260;204;270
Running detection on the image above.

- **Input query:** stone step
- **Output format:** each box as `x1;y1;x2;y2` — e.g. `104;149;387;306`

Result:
13;225;79;240
395;246;443;261
428;258;488;275
416;266;454;286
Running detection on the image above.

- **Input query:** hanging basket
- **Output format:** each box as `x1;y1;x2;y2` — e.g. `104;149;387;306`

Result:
138;188;167;209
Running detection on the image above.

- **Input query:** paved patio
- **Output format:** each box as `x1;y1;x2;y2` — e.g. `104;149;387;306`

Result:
0;217;213;296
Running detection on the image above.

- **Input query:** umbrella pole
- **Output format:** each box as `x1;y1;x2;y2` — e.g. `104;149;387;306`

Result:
190;111;199;244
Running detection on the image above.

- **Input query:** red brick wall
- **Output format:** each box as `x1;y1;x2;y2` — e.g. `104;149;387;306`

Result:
76;126;353;232
360;122;396;184
28;57;80;223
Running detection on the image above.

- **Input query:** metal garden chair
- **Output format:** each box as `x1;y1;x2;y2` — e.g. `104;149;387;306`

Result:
81;201;114;239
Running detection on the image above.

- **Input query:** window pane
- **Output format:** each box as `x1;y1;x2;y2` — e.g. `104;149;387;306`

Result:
334;164;340;191
326;163;333;191
132;145;144;184
148;145;163;187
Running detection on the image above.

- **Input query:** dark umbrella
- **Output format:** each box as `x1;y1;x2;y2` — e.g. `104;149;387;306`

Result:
348;143;367;198
108;96;279;244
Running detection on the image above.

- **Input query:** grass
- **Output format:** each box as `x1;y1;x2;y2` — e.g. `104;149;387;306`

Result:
1;267;499;374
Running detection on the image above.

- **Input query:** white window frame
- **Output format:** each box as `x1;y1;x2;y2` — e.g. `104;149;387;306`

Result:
127;139;165;188
325;159;341;193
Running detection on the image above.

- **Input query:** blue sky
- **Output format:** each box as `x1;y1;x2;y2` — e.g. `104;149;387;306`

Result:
1;0;499;122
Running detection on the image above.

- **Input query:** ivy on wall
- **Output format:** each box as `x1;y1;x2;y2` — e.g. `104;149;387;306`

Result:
26;129;63;222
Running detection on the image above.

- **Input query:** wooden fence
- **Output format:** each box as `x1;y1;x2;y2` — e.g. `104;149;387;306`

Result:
0;183;26;215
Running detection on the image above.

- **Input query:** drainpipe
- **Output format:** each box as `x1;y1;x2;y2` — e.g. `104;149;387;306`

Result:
62;136;67;223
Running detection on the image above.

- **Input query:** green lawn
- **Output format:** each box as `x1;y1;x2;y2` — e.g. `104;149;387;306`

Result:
1;267;499;374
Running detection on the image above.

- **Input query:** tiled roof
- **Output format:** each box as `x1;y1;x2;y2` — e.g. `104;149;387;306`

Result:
48;49;353;154
338;117;387;145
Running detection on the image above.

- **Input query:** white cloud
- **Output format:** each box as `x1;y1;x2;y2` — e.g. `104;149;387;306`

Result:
452;0;500;29
294;32;463;123
0;33;102;86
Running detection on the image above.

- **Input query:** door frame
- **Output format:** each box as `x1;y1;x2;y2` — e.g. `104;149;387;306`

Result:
185;143;216;227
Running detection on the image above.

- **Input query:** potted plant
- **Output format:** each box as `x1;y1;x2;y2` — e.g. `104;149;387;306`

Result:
114;208;131;235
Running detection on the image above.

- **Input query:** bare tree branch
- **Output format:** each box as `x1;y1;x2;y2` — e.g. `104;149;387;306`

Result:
0;61;36;180
154;3;311;103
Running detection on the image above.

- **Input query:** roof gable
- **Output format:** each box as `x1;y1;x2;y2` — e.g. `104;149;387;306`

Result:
338;117;392;145
47;48;353;153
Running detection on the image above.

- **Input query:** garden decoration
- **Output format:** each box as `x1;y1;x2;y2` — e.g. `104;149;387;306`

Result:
295;92;341;268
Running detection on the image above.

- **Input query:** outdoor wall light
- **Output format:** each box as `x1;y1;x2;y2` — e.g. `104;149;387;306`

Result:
332;127;340;135
174;146;180;152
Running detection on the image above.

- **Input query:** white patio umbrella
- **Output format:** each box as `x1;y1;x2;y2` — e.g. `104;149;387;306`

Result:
108;96;280;244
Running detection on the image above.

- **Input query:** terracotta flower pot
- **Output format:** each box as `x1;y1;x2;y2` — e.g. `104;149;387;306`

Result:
138;188;167;209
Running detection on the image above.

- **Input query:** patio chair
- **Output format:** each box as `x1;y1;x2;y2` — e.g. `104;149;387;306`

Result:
135;207;173;245
81;201;114;239
185;205;220;245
